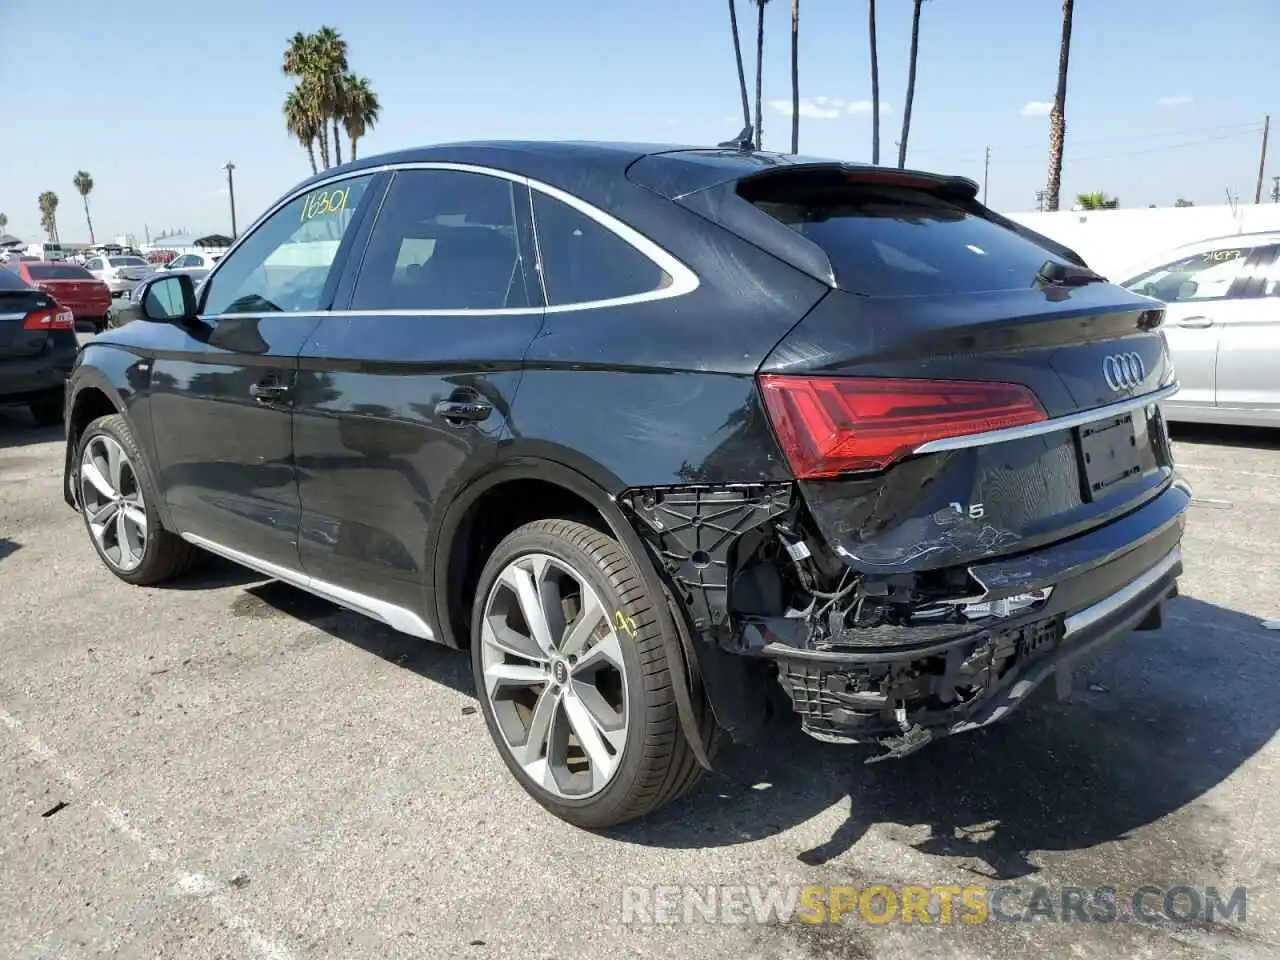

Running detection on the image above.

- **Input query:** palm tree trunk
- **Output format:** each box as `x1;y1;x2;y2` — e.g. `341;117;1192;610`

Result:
898;0;922;168
332;119;343;166
790;0;800;154
350;134;358;162
306;139;318;175
729;0;752;131
869;0;880;165
317;126;330;169
82;196;95;244
1045;0;1074;212
754;0;766;150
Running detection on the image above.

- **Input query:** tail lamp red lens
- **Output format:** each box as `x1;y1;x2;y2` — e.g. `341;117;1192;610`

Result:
758;375;1047;478
23;308;75;331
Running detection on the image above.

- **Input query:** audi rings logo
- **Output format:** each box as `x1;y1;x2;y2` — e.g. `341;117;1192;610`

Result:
1103;353;1146;392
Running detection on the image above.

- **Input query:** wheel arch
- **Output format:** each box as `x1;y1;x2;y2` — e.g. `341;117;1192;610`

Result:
432;454;713;770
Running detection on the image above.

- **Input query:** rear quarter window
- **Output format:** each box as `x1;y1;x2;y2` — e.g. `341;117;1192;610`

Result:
0;267;33;290
531;192;671;306
742;178;1068;296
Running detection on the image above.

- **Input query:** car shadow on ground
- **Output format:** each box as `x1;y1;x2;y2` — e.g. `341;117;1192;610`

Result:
0;538;20;562
1170;422;1280;451
611;595;1278;880
0;408;61;450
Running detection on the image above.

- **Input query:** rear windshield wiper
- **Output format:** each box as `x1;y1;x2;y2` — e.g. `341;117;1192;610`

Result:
1036;259;1106;287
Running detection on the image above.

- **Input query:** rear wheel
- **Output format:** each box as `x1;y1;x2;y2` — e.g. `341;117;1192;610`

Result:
77;414;196;585
470;519;708;828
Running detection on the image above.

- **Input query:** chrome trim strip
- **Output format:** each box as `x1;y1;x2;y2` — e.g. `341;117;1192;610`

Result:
1063;546;1180;638
198;160;698;322
0;312;27;321
181;533;436;641
912;382;1180;454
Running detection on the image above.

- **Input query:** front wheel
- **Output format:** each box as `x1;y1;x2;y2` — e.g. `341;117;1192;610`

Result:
470;519;709;828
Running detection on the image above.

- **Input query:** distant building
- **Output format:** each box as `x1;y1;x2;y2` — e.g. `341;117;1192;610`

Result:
141;233;233;256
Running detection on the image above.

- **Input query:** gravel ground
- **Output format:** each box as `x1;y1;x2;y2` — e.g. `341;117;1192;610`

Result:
1;401;1278;960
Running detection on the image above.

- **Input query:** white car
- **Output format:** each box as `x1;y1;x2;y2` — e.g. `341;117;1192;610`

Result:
1120;230;1280;427
166;252;223;273
85;254;155;297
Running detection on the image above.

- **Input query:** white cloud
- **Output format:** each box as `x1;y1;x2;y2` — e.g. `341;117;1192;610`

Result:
769;96;888;120
1159;95;1192;107
1020;100;1052;117
846;100;890;115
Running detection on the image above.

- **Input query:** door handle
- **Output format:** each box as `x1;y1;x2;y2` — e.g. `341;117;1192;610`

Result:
434;394;493;424
1175;316;1214;328
249;380;290;405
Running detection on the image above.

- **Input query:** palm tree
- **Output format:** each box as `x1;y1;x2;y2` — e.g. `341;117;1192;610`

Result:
0;213;8;234
37;191;59;243
789;0;800;154
1045;0;1074;212
284;87;321;173
311;26;350;166
753;0;771;149
897;0;924;168
283;32;327;165
868;0;881;164
727;0;752;132
341;74;381;161
73;171;95;244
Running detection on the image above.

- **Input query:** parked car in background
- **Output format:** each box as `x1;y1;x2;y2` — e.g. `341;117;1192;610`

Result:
1;252;40;265
167;252;222;273
85;254;157;297
12;260;111;333
1120;231;1280;427
63;140;1187;828
25;241;65;261
0;264;77;425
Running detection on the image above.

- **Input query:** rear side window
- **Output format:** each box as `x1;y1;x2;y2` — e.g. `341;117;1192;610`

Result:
352;169;531;311
532;192;670;305
741;177;1069;296
0;267;32;290
28;263;94;280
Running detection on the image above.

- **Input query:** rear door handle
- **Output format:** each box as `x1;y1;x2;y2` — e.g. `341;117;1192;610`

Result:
249;380;290;405
434;396;493;424
1175;316;1214;328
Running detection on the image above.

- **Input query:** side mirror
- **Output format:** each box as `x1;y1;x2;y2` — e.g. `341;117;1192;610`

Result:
141;274;198;323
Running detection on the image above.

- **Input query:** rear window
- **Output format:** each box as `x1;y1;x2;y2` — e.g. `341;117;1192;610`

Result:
0;267;33;290
109;256;146;267
28;263;94;280
741;177;1068;296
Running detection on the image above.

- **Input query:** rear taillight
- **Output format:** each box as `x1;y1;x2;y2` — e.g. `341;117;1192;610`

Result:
24;308;75;331
758;375;1047;478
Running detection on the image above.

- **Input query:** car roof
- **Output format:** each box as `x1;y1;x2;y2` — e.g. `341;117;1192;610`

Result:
284;140;976;206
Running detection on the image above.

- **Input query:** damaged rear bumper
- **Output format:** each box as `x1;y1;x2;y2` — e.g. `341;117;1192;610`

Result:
761;482;1188;756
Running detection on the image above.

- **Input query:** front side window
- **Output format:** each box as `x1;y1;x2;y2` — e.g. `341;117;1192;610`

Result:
1123;244;1264;303
202;174;372;315
532;191;670;305
86;258;102;271
169;255;191;268
351;170;530;311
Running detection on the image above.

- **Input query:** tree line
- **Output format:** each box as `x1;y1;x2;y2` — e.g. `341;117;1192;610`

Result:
727;0;1078;211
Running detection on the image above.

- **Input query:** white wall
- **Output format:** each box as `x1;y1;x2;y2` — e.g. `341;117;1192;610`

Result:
1006;204;1280;280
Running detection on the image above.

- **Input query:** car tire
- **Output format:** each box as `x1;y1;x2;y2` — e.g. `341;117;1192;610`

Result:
27;395;63;427
471;518;711;828
76;414;197;586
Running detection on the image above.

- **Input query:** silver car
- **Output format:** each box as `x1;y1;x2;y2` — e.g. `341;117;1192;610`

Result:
1120;231;1280;427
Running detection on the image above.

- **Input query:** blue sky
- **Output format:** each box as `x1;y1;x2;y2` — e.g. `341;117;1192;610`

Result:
1;0;1274;242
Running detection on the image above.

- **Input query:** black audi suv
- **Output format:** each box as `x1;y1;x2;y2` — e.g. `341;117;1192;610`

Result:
62;139;1188;828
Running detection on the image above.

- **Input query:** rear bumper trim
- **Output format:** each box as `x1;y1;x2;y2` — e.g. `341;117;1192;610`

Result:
1063;546;1180;638
912;381;1179;454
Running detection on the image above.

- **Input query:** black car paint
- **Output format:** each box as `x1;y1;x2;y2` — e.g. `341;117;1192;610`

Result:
63;141;1187;760
0;278;79;406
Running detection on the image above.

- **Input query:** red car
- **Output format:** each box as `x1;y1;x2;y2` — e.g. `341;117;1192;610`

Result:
14;261;111;333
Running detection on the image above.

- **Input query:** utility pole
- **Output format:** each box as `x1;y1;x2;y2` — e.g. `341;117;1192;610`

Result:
1272;176;1280;204
224;162;238;239
1255;115;1270;204
983;146;991;206
1035;189;1046;212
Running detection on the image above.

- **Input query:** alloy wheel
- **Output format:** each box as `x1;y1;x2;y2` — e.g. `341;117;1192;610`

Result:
79;434;148;571
479;553;629;799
